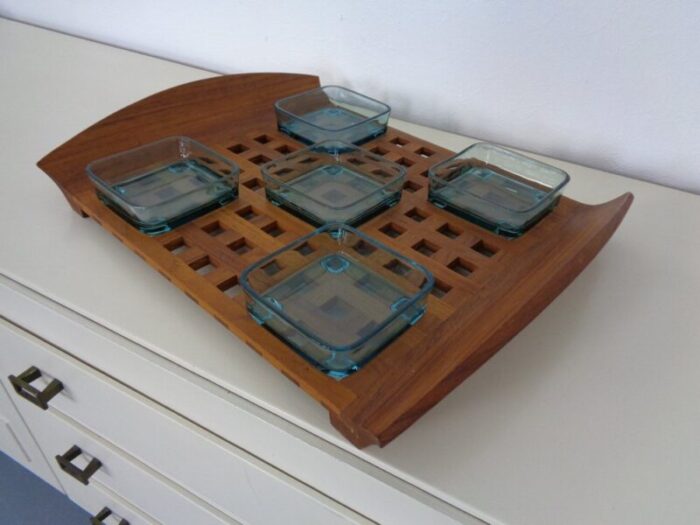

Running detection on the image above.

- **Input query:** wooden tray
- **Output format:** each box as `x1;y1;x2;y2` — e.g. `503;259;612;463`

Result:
37;73;633;448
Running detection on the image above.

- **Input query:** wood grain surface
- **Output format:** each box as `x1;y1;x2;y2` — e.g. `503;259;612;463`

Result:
37;73;633;448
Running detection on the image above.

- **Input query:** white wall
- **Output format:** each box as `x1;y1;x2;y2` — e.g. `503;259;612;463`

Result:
3;0;699;193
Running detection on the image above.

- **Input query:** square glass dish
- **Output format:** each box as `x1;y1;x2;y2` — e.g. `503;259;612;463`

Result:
87;136;239;235
428;142;570;237
275;85;390;146
241;223;434;378
261;140;405;226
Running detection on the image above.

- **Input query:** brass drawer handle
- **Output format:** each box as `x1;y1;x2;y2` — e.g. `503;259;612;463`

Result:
55;445;102;485
8;366;63;410
90;506;129;525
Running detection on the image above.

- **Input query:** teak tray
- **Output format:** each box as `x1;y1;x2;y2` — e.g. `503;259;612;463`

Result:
38;73;633;448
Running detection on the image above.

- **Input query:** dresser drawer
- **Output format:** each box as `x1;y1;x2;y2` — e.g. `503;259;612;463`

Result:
17;401;236;525
63;476;157;525
0;318;371;525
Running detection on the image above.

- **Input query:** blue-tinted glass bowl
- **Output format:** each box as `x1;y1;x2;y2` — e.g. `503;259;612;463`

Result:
428;143;570;237
261;140;405;226
240;223;434;378
87;137;239;235
275;86;390;146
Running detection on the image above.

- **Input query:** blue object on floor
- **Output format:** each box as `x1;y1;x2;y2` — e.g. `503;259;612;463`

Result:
0;452;89;524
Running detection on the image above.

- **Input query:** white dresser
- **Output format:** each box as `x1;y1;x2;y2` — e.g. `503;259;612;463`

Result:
2;18;699;525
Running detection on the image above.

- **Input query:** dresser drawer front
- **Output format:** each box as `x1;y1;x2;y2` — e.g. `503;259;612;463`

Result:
16;400;236;525
62;477;157;525
0;318;371;525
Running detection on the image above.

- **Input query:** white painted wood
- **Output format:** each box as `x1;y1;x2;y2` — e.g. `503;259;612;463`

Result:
0;403;32;472
0;318;373;525
14;399;238;525
53;464;162;525
0;371;63;492
0;414;26;463
2;18;700;525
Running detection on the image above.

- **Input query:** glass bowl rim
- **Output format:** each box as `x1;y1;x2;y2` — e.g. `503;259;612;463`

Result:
274;85;391;133
240;222;434;353
428;142;570;214
86;135;240;209
260;140;406;211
